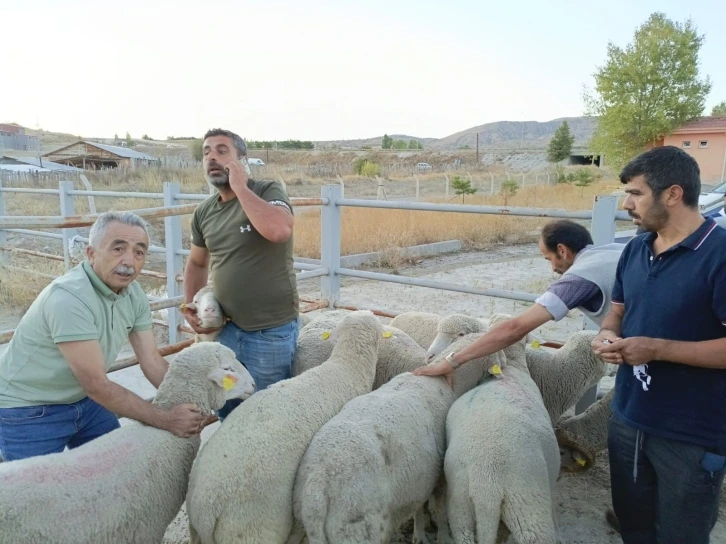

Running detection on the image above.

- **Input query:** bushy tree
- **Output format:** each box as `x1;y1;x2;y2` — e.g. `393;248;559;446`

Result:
452;175;477;204
547;121;575;162
712;101;726;116
499;179;518;206
381;134;393;149
584;12;711;170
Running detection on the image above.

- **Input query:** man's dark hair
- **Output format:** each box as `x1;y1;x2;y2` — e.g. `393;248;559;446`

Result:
540;220;593;254
203;128;247;158
619;146;701;208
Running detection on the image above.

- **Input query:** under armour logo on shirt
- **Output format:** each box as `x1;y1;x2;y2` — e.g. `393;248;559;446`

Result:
240;225;252;233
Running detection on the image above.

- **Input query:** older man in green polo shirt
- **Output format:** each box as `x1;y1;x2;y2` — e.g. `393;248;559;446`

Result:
0;211;204;462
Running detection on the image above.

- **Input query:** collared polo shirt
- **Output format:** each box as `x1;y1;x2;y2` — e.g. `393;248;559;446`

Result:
0;261;153;408
610;218;726;450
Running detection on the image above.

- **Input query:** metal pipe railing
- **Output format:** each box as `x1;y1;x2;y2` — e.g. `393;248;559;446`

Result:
0;203;199;229
337;267;539;303
336;198;631;221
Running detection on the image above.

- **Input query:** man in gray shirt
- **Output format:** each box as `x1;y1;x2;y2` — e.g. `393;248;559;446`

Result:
414;219;624;382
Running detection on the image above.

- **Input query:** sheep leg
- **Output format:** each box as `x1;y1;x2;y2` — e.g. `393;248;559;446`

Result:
188;522;202;544
500;490;556;544
447;487;480;544
431;478;453;544
469;493;502;544
286;520;306;544
413;506;432;544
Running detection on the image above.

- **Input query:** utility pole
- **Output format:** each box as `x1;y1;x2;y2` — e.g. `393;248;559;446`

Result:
476;133;479;166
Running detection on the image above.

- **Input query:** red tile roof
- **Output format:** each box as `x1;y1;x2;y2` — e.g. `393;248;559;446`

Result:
672;117;726;133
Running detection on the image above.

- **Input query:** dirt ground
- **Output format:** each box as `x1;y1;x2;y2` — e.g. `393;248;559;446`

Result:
2;243;725;543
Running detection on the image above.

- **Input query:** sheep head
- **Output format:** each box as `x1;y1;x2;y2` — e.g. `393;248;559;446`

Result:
182;285;226;331
425;314;487;362
156;343;256;412
327;310;384;360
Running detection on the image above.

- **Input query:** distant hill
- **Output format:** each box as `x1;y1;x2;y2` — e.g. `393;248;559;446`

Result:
429;117;596;150
311;117;596;151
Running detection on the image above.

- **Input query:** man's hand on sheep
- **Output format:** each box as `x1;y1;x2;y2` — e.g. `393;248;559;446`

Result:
591;330;624;364
593;336;659;367
182;306;223;336
412;359;455;388
160;403;206;438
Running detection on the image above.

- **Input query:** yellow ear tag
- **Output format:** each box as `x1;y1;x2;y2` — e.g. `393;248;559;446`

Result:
491;364;502;376
382;331;393;338
576;457;587;467
530;339;541;349
321;331;331;340
179;303;187;311
222;375;238;391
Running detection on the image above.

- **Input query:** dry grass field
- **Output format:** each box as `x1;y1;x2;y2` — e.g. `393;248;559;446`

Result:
0;165;618;311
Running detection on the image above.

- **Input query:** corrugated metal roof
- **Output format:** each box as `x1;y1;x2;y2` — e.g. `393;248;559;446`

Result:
4;156;83;172
85;142;157;160
672;117;726;133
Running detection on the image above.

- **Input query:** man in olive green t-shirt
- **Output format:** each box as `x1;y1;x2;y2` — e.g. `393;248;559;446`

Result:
0;212;204;462
183;128;300;420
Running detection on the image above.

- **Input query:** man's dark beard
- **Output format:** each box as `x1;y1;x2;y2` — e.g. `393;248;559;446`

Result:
631;199;669;232
205;170;230;188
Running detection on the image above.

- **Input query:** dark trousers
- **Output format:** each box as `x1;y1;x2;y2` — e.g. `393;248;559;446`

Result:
608;415;726;544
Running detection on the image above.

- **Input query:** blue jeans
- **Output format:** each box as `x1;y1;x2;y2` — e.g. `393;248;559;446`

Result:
608;415;726;544
215;317;299;421
0;397;120;462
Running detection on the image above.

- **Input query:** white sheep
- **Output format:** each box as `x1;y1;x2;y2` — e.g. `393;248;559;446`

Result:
444;313;560;544
0;342;255;544
186;311;384;544
424;313;489;362
424;315;605;427
555;387;614;472
298;312;313;328
523;330;604;426
389;311;442;350
289;333;506;544
182;285;227;342
292;313;428;389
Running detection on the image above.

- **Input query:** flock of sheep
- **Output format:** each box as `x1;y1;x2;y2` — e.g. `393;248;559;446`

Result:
0;298;613;544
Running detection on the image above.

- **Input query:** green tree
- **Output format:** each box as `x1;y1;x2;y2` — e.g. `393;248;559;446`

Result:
451;175;477;204
547;121;575;163
712;101;726;116
381;134;393;149
190;139;203;161
114;133;119;141
408;139;421;150
125;132;132;146
584;12;711;170
499;179;519;206
574;169;595;196
392;139;408;150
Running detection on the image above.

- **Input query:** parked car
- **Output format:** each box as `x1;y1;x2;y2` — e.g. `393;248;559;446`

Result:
248;158;265;166
699;181;726;216
416;162;432;171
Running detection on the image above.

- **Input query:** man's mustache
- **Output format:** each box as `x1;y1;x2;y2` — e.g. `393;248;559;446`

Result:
114;265;135;276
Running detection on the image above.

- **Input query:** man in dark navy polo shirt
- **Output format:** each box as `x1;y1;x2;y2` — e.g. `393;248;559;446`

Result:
593;146;726;544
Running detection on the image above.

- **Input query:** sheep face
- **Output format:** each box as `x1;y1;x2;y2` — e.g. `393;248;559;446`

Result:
186;287;225;330
426;314;486;362
207;345;256;406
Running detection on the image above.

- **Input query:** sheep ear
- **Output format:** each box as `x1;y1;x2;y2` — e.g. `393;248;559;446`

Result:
208;368;238;390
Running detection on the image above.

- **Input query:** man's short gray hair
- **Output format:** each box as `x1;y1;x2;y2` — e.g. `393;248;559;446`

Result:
88;211;149;248
203;128;247;158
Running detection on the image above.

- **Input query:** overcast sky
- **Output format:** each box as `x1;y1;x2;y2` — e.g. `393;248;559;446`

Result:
1;0;724;141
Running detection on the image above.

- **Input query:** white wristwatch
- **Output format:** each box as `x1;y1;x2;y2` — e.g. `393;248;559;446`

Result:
445;352;460;369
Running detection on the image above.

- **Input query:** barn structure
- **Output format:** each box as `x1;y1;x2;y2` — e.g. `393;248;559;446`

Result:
42;141;158;170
